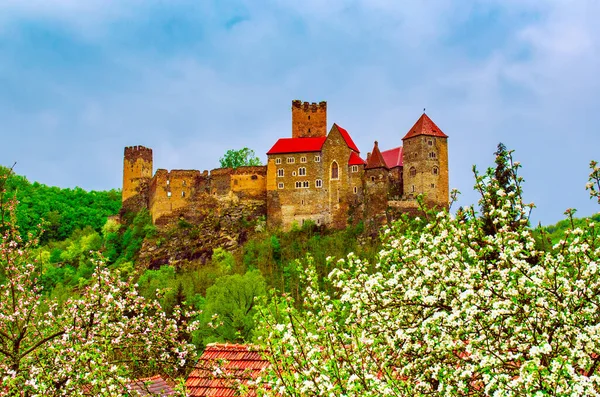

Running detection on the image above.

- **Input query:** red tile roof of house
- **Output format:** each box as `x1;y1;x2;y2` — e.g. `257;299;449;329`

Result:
381;146;403;168
186;343;270;397
266;137;326;155
334;124;360;153
365;141;388;170
128;375;174;396
348;151;366;166
402;113;448;140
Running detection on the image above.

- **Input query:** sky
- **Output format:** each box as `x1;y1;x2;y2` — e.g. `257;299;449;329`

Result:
1;0;599;226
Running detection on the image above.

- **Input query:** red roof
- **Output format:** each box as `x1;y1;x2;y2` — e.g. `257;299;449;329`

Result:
267;137;326;155
402;113;448;140
334;124;360;153
381;146;403;168
348;151;366;166
365;141;388;170
128;375;174;396
186;344;270;397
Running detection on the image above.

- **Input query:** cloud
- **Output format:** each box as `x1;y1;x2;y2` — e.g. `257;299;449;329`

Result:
0;1;598;224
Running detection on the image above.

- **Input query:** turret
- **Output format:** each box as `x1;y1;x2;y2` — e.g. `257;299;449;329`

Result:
401;113;449;208
122;145;153;204
291;100;327;138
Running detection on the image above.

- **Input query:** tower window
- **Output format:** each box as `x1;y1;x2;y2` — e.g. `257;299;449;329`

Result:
166;180;170;186
354;186;358;194
411;185;415;192
278;182;284;189
331;162;339;180
371;176;375;182
181;191;185;197
431;184;435;188
409;167;417;177
433;167;439;175
298;167;307;176
315;179;323;188
429;152;437;159
276;158;282;165
351;165;358;173
167;191;172;197
182;180;186;186
428;140;433;146
308;128;311;133
308;115;310;120
277;169;284;177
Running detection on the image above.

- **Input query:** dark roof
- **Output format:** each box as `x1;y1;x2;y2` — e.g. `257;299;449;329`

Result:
333;124;360;153
186;343;270;397
365;141;388;170
402;113;448;140
381;146;403;168
348;151;366;166
128;375;174;396
266;137;326;155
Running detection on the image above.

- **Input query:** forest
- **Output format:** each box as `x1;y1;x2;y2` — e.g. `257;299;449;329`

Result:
1;150;599;396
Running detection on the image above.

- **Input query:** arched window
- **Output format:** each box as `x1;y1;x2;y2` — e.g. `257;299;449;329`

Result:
433;167;439;175
409;167;417;177
331;162;339;179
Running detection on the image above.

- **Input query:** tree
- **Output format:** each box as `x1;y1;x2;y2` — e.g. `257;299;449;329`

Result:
203;270;266;343
219;148;262;169
257;149;600;396
0;169;198;396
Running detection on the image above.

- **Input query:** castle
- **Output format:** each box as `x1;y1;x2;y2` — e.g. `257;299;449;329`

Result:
121;100;449;230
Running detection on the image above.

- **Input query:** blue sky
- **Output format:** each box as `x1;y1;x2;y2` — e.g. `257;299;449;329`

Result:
1;0;599;226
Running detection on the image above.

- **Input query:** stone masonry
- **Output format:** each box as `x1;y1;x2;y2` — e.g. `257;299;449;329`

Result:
121;100;450;230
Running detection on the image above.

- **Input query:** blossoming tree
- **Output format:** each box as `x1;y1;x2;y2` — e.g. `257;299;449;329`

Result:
258;148;600;396
0;168;198;396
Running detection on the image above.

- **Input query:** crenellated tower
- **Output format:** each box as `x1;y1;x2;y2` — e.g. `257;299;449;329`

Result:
122;145;153;211
291;100;327;138
401;113;449;208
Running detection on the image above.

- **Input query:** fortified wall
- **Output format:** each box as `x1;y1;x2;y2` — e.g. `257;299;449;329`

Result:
121;147;267;225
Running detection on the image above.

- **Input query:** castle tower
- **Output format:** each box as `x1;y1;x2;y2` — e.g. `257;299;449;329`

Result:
364;141;390;226
122;145;153;205
401;113;449;208
291;100;327;138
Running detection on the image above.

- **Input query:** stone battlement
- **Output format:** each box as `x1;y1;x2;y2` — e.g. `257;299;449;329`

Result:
124;145;153;162
292;100;327;111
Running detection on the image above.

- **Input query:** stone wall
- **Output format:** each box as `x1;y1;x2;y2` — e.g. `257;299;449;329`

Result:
402;135;448;208
149;169;202;223
122;146;153;212
292;100;327;139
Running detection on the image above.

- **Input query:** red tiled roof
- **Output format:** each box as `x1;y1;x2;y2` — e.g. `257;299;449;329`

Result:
334;124;360;153
348;151;366;166
128;375;174;396
381;146;403;168
365;141;388;170
186;344;270;397
266;137;326;155
402;113;448;140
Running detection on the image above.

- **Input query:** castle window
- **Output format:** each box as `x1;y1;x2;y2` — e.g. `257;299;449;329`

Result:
409;167;417;177
314;156;321;162
234;179;238;185
428;139;433;146
315;179;323;188
331;162;339;180
167;191;172;198
308;115;310;120
295;181;302;189
278;182;284;189
308;128;311;133
182;181;186;186
433;167;439;175
351;165;358;173
412;185;415;192
277;169;284;177
276;158;282;165
298;167;306;176
302;199;304;205
371;176;375;182
300;156;307;163
431;184;435;188
251;175;258;180
287;157;295;164
429;152;437;159
303;181;309;188
181;191;185;197
354;186;358;194
292;171;297;177
166;180;170;186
